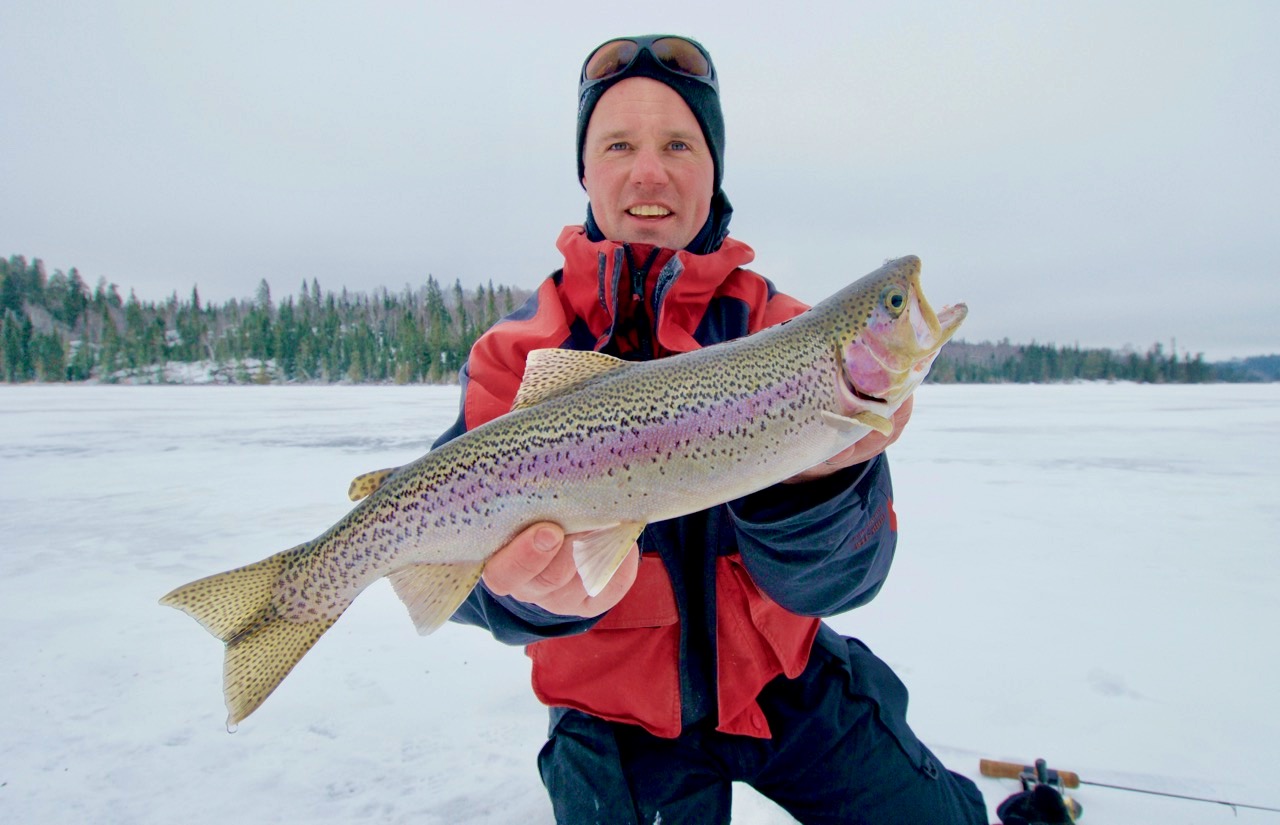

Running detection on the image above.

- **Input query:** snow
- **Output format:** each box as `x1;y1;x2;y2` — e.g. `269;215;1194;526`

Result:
1;383;1277;824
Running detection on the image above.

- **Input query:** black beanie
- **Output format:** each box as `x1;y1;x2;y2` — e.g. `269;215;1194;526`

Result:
576;36;725;194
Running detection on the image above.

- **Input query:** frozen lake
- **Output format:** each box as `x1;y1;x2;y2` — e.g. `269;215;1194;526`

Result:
1;383;1277;823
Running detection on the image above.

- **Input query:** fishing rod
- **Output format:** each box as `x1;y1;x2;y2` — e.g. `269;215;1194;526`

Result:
981;758;1280;816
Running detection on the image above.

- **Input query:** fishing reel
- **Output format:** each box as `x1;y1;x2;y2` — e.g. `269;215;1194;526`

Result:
985;758;1084;823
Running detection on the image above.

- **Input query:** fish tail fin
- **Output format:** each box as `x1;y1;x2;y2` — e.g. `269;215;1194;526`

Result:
160;545;340;725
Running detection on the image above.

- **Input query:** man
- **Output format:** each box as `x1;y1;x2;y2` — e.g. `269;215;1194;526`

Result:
435;35;988;825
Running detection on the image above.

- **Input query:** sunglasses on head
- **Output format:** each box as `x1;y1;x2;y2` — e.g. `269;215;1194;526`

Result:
581;35;717;91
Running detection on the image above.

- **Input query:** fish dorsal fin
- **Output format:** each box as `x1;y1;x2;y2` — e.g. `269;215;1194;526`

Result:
511;348;630;411
348;467;400;501
387;561;485;635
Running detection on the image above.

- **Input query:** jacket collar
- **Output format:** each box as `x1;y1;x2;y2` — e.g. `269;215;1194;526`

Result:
555;225;756;355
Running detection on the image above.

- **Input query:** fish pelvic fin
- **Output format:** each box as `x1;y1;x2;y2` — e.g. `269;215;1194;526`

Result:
387;561;485;635
160;545;340;725
568;521;645;598
348;467;400;501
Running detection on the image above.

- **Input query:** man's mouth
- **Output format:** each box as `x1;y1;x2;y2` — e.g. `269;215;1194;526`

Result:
627;205;671;218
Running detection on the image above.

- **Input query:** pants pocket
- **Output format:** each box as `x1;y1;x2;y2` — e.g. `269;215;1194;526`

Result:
538;710;639;825
838;636;940;779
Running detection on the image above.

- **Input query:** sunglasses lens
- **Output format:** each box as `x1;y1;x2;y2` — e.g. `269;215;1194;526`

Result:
584;40;640;81
650;37;711;78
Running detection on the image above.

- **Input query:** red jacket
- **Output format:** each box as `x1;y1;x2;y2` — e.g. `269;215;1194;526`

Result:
441;225;898;739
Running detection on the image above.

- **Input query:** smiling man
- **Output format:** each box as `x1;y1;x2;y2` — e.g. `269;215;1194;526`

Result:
432;35;987;825
580;76;714;250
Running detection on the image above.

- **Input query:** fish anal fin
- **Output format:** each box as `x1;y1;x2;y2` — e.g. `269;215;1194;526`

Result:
822;409;894;437
348;467;399;502
387;562;485;635
567;521;645;598
512;349;630;410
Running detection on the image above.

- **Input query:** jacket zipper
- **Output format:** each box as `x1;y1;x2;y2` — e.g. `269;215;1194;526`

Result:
623;244;662;361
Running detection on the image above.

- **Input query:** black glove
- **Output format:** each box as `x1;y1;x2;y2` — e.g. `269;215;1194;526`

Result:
997;783;1075;824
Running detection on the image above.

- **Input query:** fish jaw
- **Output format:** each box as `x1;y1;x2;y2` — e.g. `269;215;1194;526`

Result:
835;259;967;417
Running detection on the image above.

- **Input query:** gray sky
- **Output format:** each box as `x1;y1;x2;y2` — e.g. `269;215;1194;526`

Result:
2;1;1277;359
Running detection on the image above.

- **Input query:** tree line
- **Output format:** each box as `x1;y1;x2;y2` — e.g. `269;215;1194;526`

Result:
2;253;1274;384
1;254;529;384
927;339;1228;383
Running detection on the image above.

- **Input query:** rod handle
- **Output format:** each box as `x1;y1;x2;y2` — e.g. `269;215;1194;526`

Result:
980;758;1081;788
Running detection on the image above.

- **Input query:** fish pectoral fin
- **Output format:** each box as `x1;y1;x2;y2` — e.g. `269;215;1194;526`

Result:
822;409;894;437
568;521;645;598
511;349;631;410
387;561;485;635
347;467;400;501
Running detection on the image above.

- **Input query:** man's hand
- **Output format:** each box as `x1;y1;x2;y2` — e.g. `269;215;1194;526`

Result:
481;522;639;618
784;395;914;484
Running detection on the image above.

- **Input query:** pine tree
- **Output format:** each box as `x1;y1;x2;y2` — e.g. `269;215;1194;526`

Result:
1;312;21;381
425;276;450;379
0;263;23;316
67;333;95;381
22;258;47;306
33;332;67;381
65;268;90;331
275;298;299;380
1;313;35;381
45;270;71;322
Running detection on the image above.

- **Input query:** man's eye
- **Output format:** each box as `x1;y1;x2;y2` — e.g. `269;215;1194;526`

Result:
608;142;629;151
670;141;689;150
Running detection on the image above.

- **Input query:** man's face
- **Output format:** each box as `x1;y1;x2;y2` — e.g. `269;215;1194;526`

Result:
581;77;715;250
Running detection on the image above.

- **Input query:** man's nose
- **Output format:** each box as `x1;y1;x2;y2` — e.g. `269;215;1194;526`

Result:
629;148;670;186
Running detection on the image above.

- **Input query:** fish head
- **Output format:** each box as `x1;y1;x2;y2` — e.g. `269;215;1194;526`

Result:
831;255;967;417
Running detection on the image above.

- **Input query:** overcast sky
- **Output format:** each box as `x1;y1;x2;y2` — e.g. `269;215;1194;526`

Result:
2;1;1276;359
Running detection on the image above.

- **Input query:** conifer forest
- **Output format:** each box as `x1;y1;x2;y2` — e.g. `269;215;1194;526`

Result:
2;254;1275;384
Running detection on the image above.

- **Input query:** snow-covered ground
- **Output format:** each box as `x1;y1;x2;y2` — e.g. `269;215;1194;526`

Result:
1;383;1277;824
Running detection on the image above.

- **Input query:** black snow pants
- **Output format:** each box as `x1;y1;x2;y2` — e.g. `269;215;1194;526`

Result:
537;636;988;825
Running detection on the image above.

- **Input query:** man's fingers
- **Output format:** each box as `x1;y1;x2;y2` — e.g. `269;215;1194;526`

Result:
481;522;565;597
520;542;583;598
483;530;641;619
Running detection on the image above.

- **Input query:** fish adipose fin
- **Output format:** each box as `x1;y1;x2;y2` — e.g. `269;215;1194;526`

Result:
387;561;485;635
159;545;340;726
568;521;645;597
822;409;894;437
511;349;630;410
347;467;400;501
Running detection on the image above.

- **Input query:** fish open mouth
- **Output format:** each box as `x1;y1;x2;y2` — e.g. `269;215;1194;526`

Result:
936;303;968;338
841;369;887;404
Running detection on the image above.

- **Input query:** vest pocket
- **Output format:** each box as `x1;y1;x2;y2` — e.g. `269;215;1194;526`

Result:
526;555;683;738
592;553;678;629
714;554;819;737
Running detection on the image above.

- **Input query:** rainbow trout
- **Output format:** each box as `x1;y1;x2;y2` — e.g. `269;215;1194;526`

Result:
161;255;966;725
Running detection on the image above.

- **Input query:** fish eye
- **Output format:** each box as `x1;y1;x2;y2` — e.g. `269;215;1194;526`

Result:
881;287;907;317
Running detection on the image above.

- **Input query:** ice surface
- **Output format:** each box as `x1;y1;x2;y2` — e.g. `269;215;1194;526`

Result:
1;383;1277;823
